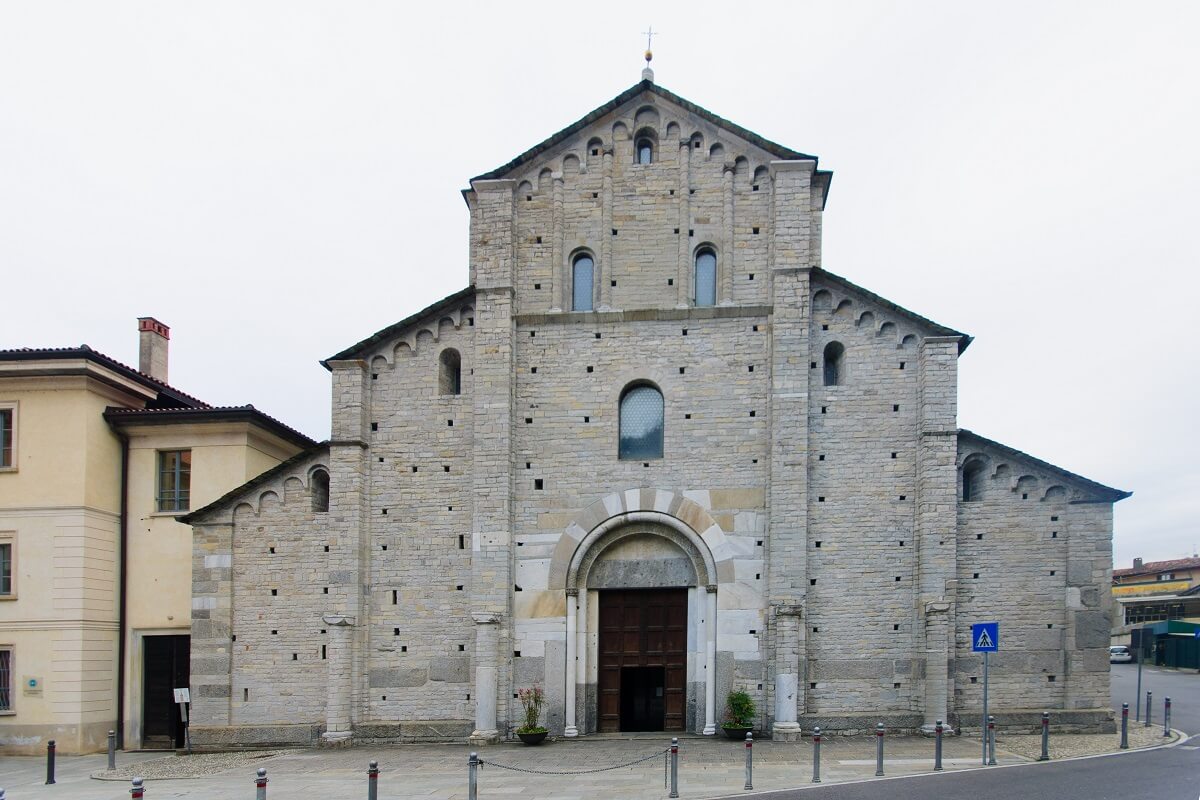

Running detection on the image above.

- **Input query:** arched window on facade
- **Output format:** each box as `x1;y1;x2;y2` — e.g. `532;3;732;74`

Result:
694;248;716;307
962;458;986;502
619;384;664;460
636;137;654;165
311;469;330;513
823;341;844;386
572;253;594;311
439;348;462;395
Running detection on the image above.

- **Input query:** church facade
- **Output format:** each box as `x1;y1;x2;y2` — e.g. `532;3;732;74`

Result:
181;75;1128;747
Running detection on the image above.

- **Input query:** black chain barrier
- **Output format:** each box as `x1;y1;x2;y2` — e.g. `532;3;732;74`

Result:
477;747;672;789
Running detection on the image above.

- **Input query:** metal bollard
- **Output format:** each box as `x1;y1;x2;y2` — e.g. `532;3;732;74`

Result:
46;739;56;784
1145;691;1153;727
741;731;753;790
1038;712;1050;761
934;719;944;771
987;715;997;766
254;767;268;800
108;729;117;771
368;760;379;800
468;752;478;800
130;777;145;798
1164;697;1171;737
812;726;822;783
875;723;885;777
1120;702;1129;749
669;737;679;799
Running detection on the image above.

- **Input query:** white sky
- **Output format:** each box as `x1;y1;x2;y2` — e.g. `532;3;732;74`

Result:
2;1;1196;567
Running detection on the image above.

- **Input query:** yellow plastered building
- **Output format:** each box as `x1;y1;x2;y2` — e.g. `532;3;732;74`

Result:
0;319;314;753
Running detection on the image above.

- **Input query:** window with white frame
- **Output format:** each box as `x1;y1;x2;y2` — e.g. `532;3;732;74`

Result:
0;648;12;711
0;537;11;597
0;404;14;469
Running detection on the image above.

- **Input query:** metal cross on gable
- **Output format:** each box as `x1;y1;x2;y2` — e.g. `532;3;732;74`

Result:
643;26;657;51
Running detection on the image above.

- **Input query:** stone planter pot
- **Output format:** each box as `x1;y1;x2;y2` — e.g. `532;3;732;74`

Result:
517;730;548;745
722;726;752;740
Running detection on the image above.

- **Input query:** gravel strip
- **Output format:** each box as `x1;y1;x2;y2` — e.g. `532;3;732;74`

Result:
92;749;302;781
996;726;1178;760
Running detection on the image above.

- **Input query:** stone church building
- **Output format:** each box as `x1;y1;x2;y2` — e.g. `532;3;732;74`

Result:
181;71;1128;747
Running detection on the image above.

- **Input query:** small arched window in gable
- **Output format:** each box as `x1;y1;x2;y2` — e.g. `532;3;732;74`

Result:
572;253;594;311
311;469;330;513
439;348;462;395
636;137;654;165
694;248;717;307
962;458;986;502
823;341;845;386
619;384;664;460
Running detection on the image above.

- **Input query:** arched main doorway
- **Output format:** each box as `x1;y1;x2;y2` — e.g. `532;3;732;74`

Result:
558;508;720;737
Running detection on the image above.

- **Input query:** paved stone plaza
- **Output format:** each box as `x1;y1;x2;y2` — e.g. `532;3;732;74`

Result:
0;729;1177;799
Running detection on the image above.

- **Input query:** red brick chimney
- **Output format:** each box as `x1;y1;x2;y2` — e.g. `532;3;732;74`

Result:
137;317;170;383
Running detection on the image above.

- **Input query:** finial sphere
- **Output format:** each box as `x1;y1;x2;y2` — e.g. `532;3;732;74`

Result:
645;49;653;63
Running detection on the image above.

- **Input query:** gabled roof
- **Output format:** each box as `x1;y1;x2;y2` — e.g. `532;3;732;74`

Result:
177;441;329;524
814;268;973;353
104;405;316;450
958;429;1131;503
470;80;830;192
1114;557;1200;579
0;345;209;408
321;286;475;368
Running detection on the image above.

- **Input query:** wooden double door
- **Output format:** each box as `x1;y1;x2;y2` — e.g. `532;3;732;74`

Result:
598;588;687;732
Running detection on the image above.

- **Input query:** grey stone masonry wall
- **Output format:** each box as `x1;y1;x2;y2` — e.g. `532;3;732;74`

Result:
183;80;1126;745
188;447;332;744
804;279;925;716
954;436;1115;729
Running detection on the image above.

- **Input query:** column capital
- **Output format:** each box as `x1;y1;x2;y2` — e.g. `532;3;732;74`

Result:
705;584;718;593
472;611;503;625
773;603;804;617
321;613;356;626
565;588;579;597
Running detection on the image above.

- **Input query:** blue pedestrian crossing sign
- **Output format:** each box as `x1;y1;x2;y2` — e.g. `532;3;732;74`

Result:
972;622;999;652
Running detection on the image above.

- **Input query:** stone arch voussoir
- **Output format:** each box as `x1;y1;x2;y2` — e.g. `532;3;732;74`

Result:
547;488;734;591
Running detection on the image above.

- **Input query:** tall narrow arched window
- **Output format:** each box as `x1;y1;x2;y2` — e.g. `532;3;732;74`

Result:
439;348;462;395
636;137;654;165
962;458;986;502
694;248;716;307
572;253;594;311
823;341;844;386
619;384;664;460
311;469;330;513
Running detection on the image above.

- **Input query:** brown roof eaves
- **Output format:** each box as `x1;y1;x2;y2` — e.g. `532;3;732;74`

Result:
814;268;973;353
1113;557;1200;579
469;81;831;203
104;405;316;450
0;345;209;408
958;429;1131;503
322;286;476;368
177;441;330;525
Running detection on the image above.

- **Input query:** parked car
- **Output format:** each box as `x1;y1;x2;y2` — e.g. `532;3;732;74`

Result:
1110;645;1133;663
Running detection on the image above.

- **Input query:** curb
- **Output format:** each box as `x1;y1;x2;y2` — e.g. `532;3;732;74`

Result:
705;729;1190;799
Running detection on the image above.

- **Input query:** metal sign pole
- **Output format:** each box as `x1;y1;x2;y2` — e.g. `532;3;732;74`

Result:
1135;633;1143;721
982;650;989;766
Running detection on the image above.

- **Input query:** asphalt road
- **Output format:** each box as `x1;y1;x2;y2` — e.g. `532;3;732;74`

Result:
724;734;1199;800
717;666;1200;800
1111;662;1200;733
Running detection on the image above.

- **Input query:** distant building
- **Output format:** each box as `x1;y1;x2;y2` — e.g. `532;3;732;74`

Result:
1112;557;1200;643
0;319;313;754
